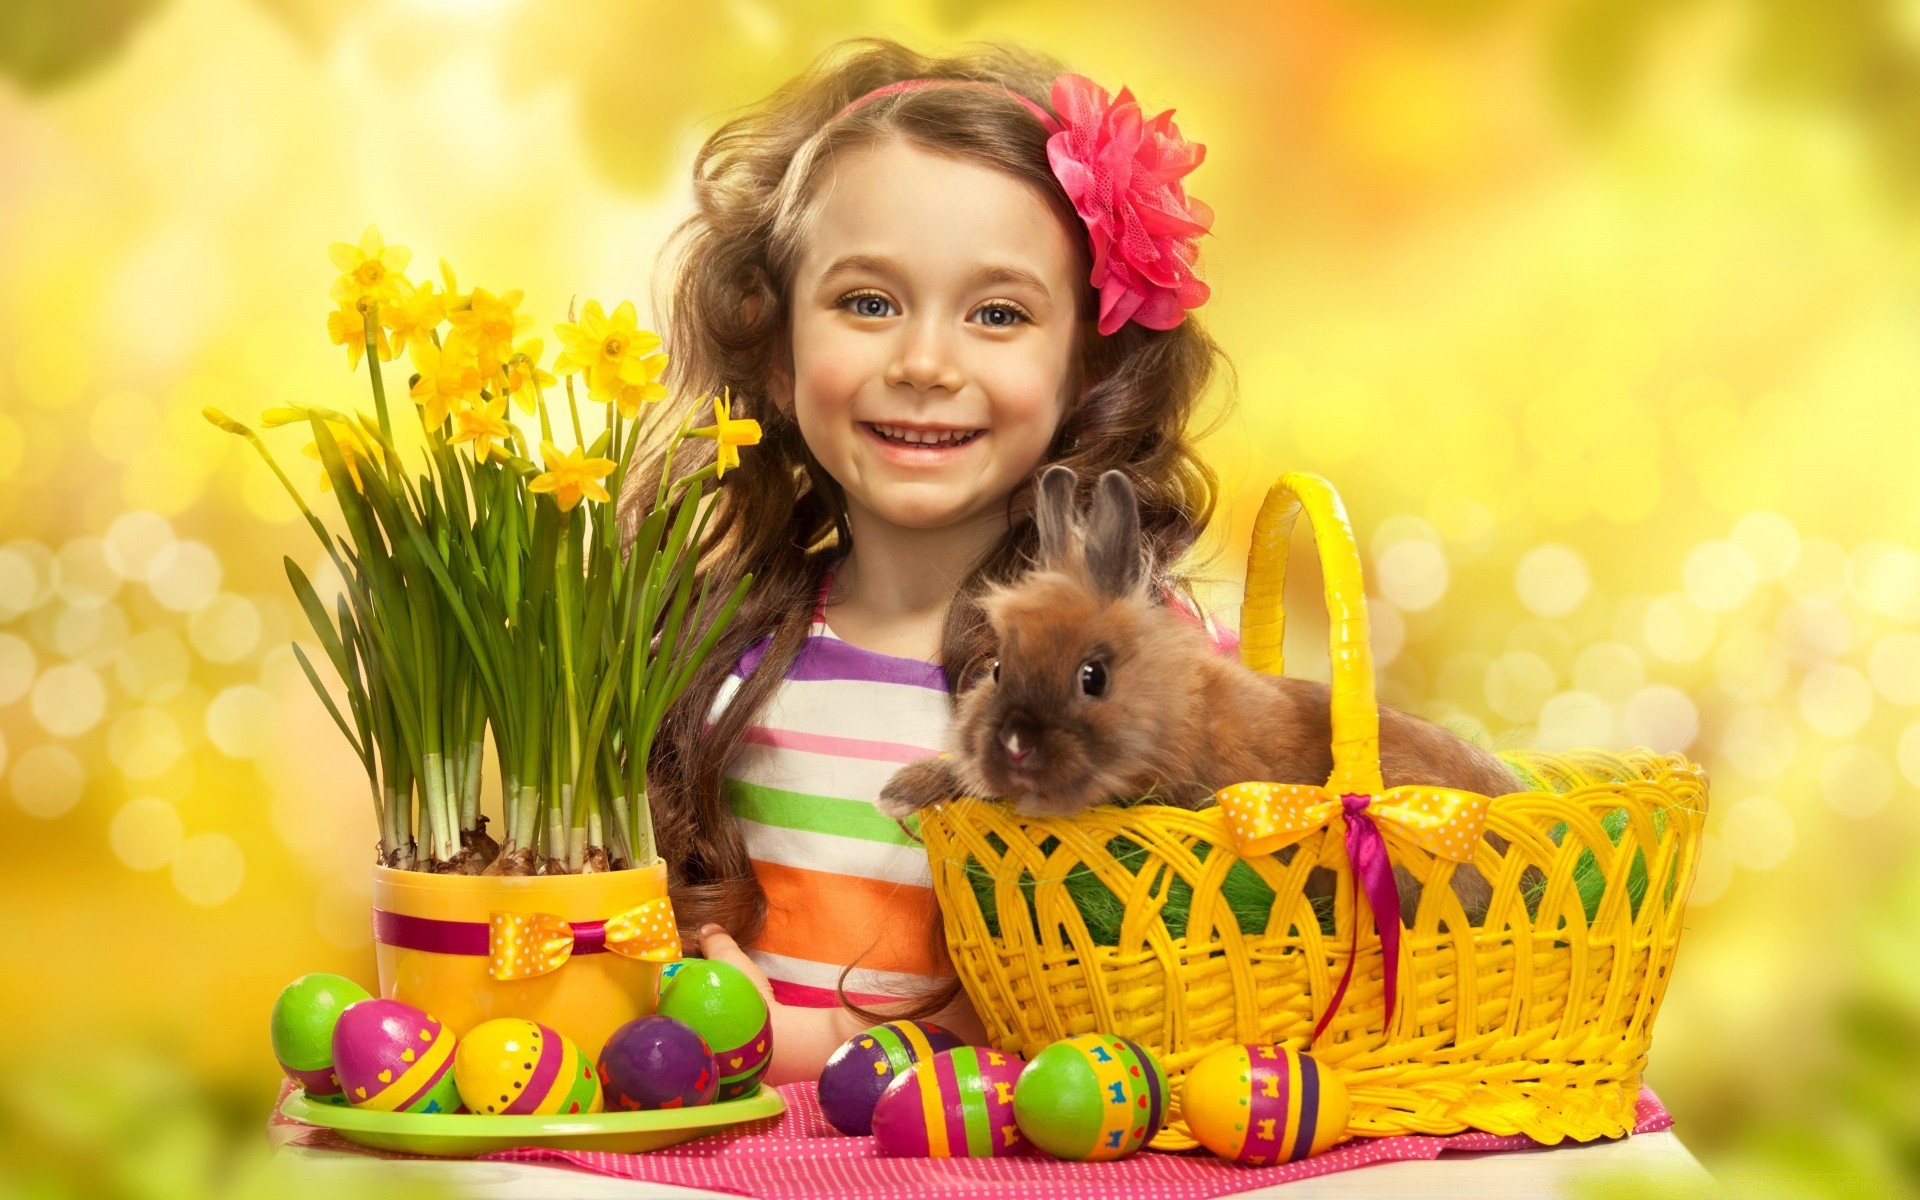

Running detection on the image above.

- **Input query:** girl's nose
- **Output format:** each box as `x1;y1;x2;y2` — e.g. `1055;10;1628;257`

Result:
884;318;966;395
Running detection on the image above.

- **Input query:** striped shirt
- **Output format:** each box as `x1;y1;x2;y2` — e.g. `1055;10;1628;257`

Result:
711;569;1239;1010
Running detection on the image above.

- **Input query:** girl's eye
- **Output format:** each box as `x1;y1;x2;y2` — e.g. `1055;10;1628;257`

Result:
990;660;1000;683
973;302;1029;329
841;291;896;319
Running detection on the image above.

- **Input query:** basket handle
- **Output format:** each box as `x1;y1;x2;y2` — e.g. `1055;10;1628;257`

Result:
1239;472;1384;797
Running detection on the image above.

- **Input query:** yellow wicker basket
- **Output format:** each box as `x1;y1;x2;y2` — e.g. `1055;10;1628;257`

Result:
916;471;1709;1149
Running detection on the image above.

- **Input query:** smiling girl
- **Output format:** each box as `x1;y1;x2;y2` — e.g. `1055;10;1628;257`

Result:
619;38;1233;1084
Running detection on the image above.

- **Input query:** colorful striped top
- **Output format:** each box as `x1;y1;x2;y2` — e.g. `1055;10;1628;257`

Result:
711;569;1240;1010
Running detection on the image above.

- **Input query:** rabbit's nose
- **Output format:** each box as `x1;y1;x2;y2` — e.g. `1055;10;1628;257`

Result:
1000;717;1038;766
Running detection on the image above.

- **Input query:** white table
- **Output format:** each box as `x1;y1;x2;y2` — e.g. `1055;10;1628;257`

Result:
269;1124;1714;1197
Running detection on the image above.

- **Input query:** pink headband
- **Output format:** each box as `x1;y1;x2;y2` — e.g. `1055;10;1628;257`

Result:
834;75;1212;337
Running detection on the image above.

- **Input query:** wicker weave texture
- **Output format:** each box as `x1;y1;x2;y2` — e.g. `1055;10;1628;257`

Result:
913;473;1710;1149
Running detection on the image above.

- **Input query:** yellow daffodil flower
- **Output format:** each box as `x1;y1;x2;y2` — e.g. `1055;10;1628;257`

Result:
302;420;368;493
449;286;534;378
328;225;413;309
327;295;393;370
528;440;617;512
438;257;470;313
502;338;557;414
409;331;484;430
552;300;664;403
383;281;448;361
449;394;515;464
689;389;762;479
612;349;670;419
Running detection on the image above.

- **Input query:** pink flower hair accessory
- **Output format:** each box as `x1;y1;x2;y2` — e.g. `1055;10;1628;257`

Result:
1045;74;1213;336
836;74;1214;336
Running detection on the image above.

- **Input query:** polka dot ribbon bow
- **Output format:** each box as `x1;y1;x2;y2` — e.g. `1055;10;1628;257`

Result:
1215;782;1493;1043
486;897;680;981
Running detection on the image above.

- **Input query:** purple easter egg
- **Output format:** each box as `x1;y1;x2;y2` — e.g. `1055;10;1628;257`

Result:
818;1020;966;1135
598;1015;719;1111
331;998;462;1114
871;1047;1030;1158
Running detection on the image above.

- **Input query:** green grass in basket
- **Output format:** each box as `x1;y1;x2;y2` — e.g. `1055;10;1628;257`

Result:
965;833;1339;944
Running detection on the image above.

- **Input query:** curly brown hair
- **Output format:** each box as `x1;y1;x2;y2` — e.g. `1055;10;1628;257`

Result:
619;36;1234;1022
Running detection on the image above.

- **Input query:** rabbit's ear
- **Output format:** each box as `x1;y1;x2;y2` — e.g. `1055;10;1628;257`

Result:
1086;470;1146;599
1033;464;1079;570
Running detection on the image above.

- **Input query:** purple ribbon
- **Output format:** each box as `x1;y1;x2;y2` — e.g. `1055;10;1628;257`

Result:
371;910;613;956
1310;793;1402;1046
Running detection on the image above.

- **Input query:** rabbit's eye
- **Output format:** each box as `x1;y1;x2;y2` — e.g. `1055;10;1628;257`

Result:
1079;661;1108;697
990;659;1000;683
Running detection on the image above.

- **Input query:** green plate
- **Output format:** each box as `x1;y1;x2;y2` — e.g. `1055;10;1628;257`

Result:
280;1086;786;1158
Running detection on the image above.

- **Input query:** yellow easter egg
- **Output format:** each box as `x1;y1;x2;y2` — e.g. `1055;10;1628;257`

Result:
453;1018;603;1116
1181;1043;1350;1164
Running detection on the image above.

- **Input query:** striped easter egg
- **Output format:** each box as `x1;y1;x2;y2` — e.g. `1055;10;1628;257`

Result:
270;973;370;1106
818;1020;967;1136
655;960;772;1100
870;1047;1030;1158
453;1018;604;1116
1181;1044;1351;1164
330;999;462;1114
1012;1033;1169;1160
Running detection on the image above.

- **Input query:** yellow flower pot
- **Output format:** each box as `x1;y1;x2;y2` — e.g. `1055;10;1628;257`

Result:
371;861;669;1059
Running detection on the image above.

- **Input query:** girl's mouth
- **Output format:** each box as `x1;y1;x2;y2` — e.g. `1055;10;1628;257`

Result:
861;422;986;455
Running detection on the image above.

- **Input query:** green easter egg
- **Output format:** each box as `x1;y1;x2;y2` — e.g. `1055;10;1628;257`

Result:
271;973;371;1073
1014;1034;1168;1161
655;959;772;1095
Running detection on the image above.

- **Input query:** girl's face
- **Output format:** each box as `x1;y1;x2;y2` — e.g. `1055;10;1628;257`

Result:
783;137;1084;541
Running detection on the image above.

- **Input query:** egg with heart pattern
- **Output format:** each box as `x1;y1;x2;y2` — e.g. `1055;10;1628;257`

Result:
818;1019;967;1136
453;1018;603;1116
270;973;370;1106
653;959;772;1100
330;998;463;1114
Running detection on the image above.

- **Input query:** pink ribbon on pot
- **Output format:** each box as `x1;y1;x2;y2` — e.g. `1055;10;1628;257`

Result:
1214;781;1493;1044
371;896;680;981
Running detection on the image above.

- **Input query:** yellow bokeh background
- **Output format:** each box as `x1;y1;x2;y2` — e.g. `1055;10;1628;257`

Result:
2;0;1917;1194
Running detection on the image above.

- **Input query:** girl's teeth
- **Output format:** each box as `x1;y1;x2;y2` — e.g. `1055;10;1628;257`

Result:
872;424;980;446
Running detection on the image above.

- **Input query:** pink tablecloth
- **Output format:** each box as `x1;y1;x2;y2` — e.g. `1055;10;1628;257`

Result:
273;1078;1673;1200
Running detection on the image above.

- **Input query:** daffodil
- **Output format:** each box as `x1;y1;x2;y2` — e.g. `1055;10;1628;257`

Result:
448;394;515;464
409;330;484;430
437;257;471;313
383;281;448;361
501;338;557;414
327;295;393;370
689;389;762;479
449;286;534;378
611;348;669;419
302;420;368;493
552;300;664;403
328;225;413;309
528;440;617;512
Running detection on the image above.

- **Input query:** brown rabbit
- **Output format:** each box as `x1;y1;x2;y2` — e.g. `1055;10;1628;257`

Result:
878;465;1525;925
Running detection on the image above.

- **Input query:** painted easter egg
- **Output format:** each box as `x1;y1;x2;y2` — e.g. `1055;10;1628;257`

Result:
598;1015;718;1111
656;959;687;995
870;1046;1030;1158
330;998;462;1114
454;1018;603;1116
1181;1044;1351;1164
270;972;370;1106
1012;1033;1169;1161
818;1020;967;1136
654;959;772;1100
